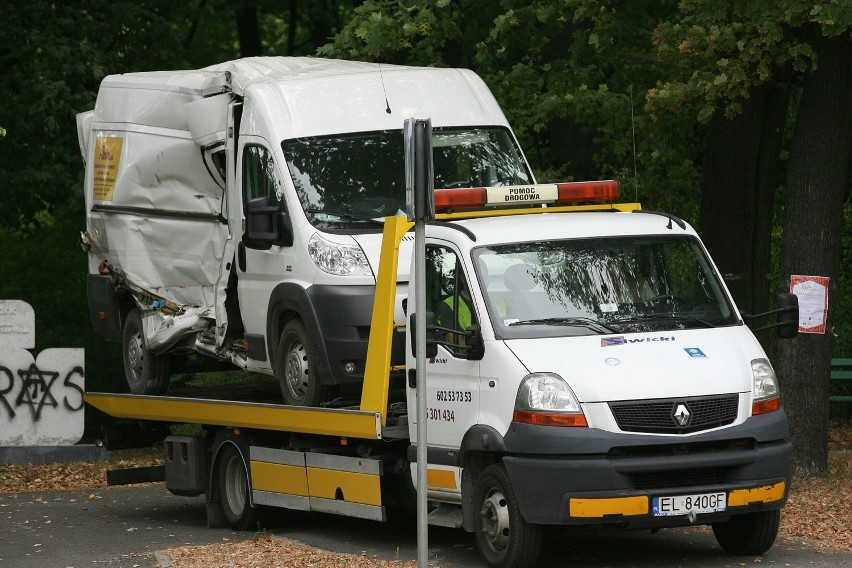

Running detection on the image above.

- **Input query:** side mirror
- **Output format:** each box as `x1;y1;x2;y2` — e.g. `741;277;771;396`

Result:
464;324;484;360
409;312;438;359
776;292;799;339
743;292;799;338
243;196;294;249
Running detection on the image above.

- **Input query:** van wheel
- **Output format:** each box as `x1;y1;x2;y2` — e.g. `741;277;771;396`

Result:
122;309;170;395
218;444;259;531
277;320;322;407
712;510;780;555
474;464;542;568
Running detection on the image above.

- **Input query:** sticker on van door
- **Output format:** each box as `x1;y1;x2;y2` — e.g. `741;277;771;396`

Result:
92;136;123;201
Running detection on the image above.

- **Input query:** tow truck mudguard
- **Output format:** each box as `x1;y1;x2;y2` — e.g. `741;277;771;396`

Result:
500;410;792;526
267;283;404;386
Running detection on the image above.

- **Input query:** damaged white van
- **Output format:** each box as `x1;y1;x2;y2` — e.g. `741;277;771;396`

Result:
77;57;534;404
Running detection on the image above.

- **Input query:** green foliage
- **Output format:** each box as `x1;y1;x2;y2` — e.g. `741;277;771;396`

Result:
318;0;481;66
0;2;190;230
647;0;852;122
836;196;852;358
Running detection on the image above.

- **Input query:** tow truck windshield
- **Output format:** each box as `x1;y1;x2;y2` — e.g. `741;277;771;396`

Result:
283;127;531;232
473;235;738;339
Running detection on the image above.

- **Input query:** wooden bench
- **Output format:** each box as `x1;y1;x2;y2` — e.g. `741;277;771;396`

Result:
830;358;852;403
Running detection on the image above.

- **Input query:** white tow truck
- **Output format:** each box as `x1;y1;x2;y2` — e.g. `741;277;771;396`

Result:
86;171;800;567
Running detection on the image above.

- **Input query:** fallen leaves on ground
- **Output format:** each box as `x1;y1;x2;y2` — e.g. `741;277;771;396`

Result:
2;420;851;565
163;536;415;568
0;447;162;493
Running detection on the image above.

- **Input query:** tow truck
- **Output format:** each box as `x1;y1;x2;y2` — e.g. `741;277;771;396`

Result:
86;174;798;568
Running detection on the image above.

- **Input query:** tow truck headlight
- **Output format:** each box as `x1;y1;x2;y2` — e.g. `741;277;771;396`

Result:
751;358;782;415
513;373;588;427
308;233;372;276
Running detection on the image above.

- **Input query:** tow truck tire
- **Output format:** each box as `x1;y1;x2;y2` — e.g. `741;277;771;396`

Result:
712;509;780;555
277;320;322;407
473;464;542;568
122;309;170;395
217;444;259;531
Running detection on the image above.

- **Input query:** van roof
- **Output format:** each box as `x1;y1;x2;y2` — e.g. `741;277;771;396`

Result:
96;57;510;137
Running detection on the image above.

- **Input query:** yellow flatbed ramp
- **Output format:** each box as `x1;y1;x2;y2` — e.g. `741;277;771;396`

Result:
85;393;383;440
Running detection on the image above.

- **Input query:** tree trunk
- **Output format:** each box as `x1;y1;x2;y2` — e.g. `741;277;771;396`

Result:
236;0;262;58
287;0;297;56
775;30;852;477
698;82;788;349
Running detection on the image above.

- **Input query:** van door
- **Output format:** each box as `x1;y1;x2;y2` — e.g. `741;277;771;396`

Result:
408;243;481;494
236;138;294;371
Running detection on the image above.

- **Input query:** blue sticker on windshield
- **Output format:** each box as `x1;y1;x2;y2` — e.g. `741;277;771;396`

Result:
684;347;707;358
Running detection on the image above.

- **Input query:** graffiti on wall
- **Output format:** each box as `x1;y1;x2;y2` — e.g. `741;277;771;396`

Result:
0;300;85;446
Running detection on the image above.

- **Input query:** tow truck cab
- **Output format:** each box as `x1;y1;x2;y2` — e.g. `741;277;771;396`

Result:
403;184;796;566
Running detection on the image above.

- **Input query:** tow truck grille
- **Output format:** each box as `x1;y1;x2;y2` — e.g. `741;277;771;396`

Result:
609;394;739;434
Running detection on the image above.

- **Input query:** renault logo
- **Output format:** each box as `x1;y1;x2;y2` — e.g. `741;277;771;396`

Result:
673;403;691;427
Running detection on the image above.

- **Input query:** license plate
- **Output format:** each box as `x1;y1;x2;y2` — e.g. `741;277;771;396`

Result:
652;492;726;516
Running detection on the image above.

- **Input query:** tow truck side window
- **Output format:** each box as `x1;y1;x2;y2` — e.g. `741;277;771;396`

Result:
426;245;476;357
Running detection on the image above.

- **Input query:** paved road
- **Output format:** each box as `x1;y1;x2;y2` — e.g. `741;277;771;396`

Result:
1;483;851;567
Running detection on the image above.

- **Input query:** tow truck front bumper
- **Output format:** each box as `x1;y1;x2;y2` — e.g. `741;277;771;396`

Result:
500;411;792;526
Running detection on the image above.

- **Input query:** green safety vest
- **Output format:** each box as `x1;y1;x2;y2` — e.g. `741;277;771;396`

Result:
442;295;472;330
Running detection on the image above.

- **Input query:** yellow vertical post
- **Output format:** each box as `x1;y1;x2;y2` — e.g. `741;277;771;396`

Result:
360;216;413;424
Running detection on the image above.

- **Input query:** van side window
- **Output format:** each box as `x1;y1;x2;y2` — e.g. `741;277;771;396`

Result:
243;145;283;204
426;245;476;357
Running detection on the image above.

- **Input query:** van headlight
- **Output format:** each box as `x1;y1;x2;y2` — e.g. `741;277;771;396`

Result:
308;233;372;276
513;373;588;427
751;358;782;415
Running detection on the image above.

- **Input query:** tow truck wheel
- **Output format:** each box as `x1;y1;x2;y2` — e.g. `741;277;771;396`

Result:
122;309;170;395
217;444;259;531
712;509;780;555
277;320;322;407
473;464;542;568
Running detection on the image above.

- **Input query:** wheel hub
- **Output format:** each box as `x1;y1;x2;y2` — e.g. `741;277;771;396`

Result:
284;341;309;401
127;333;144;380
479;489;510;552
224;455;247;512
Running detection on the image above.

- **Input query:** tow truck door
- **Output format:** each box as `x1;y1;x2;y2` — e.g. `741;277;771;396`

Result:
407;242;481;475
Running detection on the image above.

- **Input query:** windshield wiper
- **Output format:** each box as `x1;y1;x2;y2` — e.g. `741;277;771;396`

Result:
611;313;717;328
306;207;385;225
508;317;618;334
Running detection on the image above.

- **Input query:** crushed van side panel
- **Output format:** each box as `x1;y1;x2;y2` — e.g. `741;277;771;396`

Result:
82;74;230;309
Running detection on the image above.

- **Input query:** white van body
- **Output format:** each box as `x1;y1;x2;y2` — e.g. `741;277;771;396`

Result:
78;57;534;403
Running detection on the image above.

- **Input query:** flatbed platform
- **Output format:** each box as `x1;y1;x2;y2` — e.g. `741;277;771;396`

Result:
84;392;384;440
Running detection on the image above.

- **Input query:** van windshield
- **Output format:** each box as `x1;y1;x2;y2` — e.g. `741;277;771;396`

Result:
473;235;739;339
282;127;531;232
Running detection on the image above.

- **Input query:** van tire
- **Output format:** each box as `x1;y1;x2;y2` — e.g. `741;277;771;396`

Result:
473;464;542;568
122;309;170;395
217;444;258;531
712;509;780;555
277;320;322;407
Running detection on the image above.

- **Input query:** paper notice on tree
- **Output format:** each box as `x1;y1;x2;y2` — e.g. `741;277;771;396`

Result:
790;275;829;334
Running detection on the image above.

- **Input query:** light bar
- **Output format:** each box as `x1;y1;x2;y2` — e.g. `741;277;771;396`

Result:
433;180;620;211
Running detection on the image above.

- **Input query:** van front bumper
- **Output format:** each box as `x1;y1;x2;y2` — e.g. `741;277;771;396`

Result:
500;411;792;526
